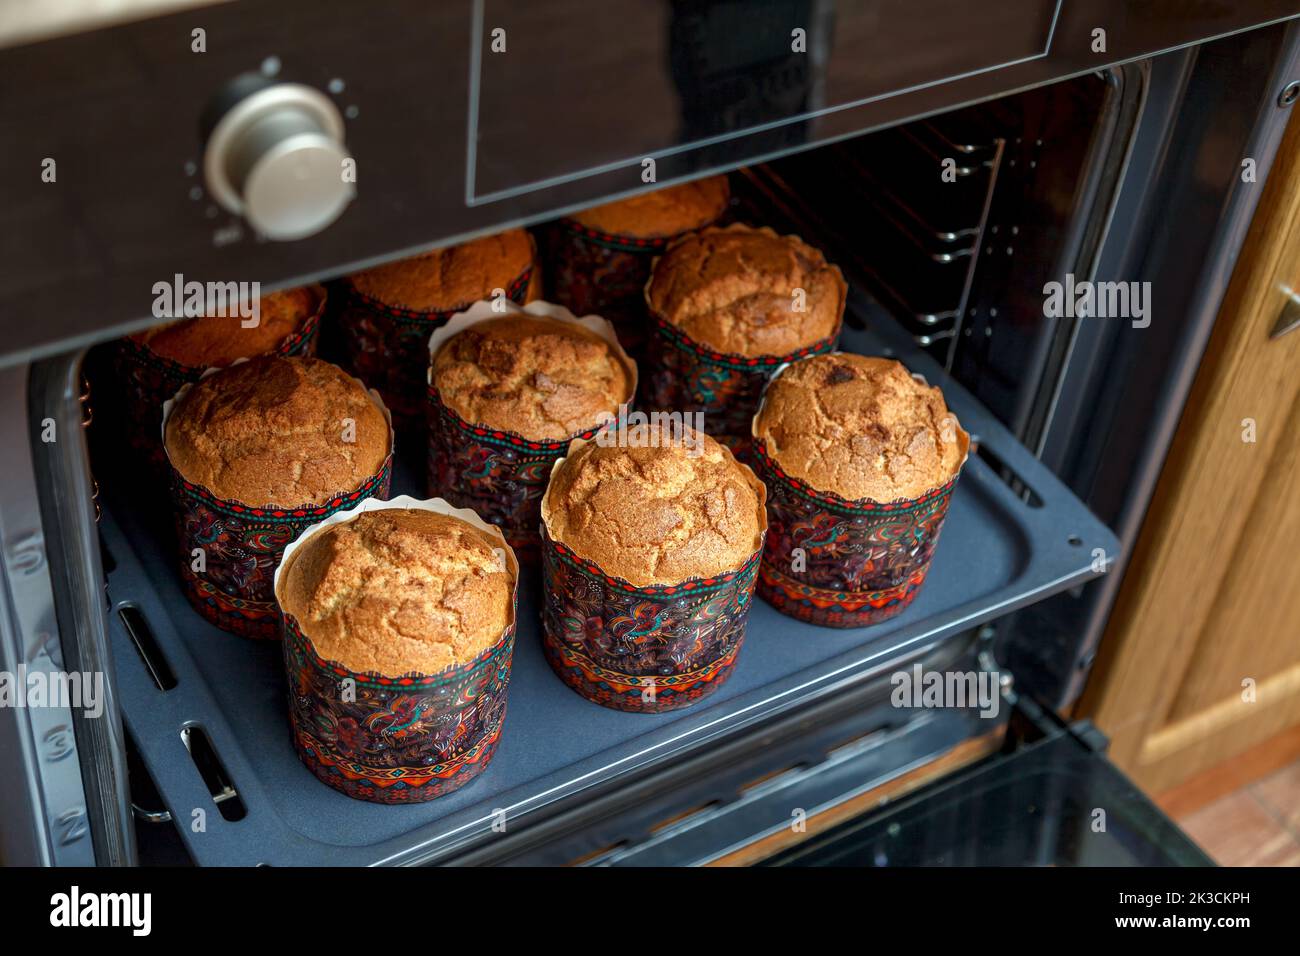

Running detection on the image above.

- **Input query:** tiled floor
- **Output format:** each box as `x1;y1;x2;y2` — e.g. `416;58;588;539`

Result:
1176;759;1300;866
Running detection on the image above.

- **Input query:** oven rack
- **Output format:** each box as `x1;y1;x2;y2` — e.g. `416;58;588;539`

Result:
737;131;1002;371
99;295;1117;866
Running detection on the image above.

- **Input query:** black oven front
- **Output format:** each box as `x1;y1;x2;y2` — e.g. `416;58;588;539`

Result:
1;0;1298;867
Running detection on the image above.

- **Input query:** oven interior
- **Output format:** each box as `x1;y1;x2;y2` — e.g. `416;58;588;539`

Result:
36;70;1142;866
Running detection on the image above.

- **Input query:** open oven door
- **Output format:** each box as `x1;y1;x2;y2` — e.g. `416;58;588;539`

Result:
558;687;1213;867
755;697;1213;867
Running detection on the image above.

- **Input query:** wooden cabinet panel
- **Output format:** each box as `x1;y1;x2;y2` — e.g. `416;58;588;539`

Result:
1171;398;1300;721
1078;109;1300;793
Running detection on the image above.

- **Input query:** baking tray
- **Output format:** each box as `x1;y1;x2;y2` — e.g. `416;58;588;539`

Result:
101;295;1118;866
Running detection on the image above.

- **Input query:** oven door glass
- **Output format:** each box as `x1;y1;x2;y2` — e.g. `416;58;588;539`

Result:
761;713;1212;867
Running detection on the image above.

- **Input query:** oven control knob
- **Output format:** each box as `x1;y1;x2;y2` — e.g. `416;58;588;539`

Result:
202;81;352;241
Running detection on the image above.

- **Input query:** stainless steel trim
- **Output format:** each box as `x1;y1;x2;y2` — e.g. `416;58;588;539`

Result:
29;351;136;865
0;362;96;865
1030;65;1149;457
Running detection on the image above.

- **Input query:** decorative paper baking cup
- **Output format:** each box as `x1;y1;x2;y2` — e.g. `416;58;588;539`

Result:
750;365;969;628
426;299;637;559
113;284;325;474
160;364;393;640
642;225;843;454
538;433;766;713
543;212;723;352
337;239;537;427
273;496;520;804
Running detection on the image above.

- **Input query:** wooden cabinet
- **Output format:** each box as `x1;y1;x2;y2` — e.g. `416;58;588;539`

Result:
1078;111;1300;794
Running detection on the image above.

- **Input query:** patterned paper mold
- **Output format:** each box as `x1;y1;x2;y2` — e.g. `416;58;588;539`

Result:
545;218;674;314
273;496;520;804
538;434;767;714
750;367;970;628
641;225;842;456
114;284;324;473
160;365;393;640
542;179;730;353
336;242;536;427
542;220;692;357
426;299;637;559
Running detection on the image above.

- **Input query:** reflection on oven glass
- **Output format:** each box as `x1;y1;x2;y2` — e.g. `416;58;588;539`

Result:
668;0;831;159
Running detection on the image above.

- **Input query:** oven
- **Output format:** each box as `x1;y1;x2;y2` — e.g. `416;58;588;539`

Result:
2;0;1298;867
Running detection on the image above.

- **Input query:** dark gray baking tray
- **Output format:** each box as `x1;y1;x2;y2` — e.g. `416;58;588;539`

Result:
101;296;1118;866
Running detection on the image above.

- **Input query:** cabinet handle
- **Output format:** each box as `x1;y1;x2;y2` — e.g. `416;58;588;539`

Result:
1272;284;1300;340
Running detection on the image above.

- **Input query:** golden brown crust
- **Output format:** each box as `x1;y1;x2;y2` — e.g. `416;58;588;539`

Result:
132;284;323;368
754;353;967;501
164;356;392;506
345;230;535;312
278;509;514;676
645;225;846;357
541;425;766;587
568;176;729;238
432;316;633;441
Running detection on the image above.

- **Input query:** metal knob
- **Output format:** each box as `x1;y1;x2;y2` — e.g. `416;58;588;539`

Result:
203;83;353;241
